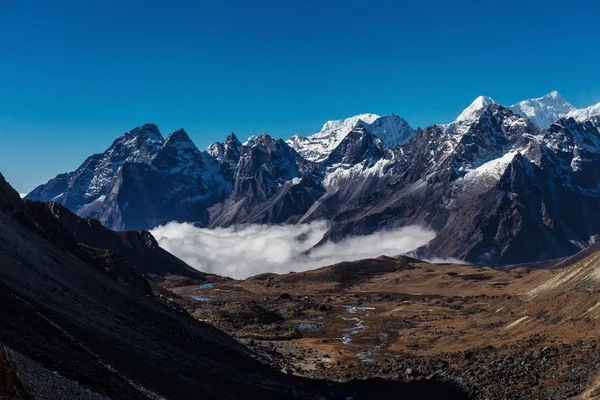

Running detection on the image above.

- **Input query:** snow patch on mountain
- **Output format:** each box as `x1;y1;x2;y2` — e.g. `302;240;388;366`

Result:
243;135;258;146
323;157;393;190
460;150;520;190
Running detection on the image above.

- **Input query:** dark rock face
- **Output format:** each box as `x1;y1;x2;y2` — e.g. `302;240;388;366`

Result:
2;182;281;399
0;346;35;400
207;132;244;172
0;173;23;212
405;113;600;265
39;201;210;281
324;127;391;168
27;124;164;211
208;134;326;226
26;107;600;266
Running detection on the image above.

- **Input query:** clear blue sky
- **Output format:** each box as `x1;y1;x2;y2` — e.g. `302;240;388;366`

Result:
2;0;600;193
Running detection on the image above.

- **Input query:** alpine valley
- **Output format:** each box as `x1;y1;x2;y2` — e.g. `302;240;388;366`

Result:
6;90;600;400
27;91;600;267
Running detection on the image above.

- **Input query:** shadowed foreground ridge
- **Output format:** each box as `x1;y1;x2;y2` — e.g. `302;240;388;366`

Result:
0;172;466;399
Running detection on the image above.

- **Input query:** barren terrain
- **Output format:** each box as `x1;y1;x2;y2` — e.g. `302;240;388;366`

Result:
170;251;600;399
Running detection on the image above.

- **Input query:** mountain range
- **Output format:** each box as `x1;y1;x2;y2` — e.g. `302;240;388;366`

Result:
26;92;600;267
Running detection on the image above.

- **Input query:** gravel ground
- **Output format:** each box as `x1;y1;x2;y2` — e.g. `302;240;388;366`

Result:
9;348;110;400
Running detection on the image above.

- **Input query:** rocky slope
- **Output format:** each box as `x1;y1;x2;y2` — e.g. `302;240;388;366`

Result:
1;173;284;399
3;172;467;399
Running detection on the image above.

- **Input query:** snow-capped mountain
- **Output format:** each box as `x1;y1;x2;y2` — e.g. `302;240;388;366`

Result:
437;96;498;133
453;96;497;124
356;114;416;148
510;91;575;129
26;123;165;212
287;113;415;162
287;114;379;162
27;94;600;267
28;125;231;230
446;91;600;130
509;91;600;129
566;102;600;122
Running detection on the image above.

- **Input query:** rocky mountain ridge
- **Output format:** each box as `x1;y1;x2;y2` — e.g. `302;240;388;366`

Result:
26;93;600;266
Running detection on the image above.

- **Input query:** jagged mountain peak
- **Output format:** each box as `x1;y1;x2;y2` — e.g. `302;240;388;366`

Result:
454;96;497;124
545;90;562;99
446;92;600;130
165;128;192;142
339;125;370;141
251;133;275;143
423;104;537;184
248;134;300;161
207;132;244;166
166;128;190;140
286;114;380;162
447;102;528;135
225;132;241;145
249;133;290;149
325;126;391;167
115;123;164;144
164;128;198;150
107;124;165;159
161;129;203;159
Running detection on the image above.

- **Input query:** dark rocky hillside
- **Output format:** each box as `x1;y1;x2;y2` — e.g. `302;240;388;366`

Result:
0;172;467;399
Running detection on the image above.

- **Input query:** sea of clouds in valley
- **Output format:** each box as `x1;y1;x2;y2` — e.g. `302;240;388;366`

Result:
151;221;436;279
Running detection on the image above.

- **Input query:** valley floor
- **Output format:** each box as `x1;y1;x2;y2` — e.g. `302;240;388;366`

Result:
168;255;600;399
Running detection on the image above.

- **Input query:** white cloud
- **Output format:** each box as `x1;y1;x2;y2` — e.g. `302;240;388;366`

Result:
150;221;436;279
421;256;466;265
